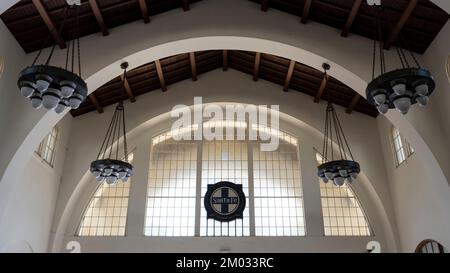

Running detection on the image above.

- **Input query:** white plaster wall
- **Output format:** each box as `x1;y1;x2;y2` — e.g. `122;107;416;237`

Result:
421;21;450;157
51;69;396;252
0;115;72;252
0;19;27;178
377;116;450;252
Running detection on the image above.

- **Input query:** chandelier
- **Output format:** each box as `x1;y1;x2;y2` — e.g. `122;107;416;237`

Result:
318;63;360;187
17;1;87;114
90;62;133;185
366;5;435;115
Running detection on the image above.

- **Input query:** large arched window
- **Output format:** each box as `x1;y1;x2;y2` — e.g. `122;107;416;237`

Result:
77;154;134;236
144;121;305;237
316;153;372;236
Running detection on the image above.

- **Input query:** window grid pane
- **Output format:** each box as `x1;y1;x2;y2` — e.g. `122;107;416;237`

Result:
200;140;250;237
78;176;132;236
145;139;197;237
392;128;406;165
253;141;305;236
320;182;372;236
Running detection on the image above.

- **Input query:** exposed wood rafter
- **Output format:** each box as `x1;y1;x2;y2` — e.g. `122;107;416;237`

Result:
32;0;66;49
346;94;361;114
261;0;269;12
182;0;190;11
138;0;150;24
222;50;228;71
189;52;197;81
89;94;103;113
120;74;136;102
283;60;296;92
253;52;261;81
384;0;418;49
341;0;362;37
89;0;109;36
314;73;328;103
301;0;312;24
155;59;167;91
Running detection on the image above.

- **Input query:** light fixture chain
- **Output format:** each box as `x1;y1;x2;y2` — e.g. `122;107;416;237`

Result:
108;106;120;159
98;107;118;160
122;103;129;162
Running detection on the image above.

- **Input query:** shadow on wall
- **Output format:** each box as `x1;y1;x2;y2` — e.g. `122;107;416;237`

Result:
0;240;34;253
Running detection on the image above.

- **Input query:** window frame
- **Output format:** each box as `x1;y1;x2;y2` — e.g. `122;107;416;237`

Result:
391;126;414;167
144;122;306;238
415;239;448;253
35;126;59;167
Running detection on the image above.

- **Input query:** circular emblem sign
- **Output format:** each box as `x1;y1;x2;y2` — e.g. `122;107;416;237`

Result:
204;181;246;222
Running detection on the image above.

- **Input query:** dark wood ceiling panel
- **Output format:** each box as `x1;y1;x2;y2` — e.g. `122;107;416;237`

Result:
1;0;203;53
70;50;379;118
249;0;448;54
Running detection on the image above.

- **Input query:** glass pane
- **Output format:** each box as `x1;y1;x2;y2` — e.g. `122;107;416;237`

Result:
253;140;305;236
145;138;197;237
78;154;133;237
200;140;250;237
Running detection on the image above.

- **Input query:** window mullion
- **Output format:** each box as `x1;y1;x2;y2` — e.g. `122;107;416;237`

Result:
247;139;255;236
194;140;203;237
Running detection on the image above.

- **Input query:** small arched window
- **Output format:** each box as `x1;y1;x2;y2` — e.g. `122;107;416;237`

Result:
415;240;448;253
391;127;414;167
446;55;450;83
0;56;5;77
35;126;59;167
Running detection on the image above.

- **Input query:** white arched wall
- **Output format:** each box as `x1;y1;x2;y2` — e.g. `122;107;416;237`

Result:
0;0;449;251
50;69;396;252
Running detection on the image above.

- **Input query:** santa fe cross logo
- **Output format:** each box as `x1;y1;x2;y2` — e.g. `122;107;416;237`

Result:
204;181;246;222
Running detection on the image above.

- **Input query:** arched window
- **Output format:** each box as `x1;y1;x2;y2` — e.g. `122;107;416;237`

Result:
316;153;372;236
144;121;305;237
77;154;134;236
415;240;448;253
0;56;5;77
391;127;414;166
35;126;59;167
446;55;450;83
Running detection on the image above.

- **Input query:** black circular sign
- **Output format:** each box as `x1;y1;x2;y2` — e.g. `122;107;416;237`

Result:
204;181;246;222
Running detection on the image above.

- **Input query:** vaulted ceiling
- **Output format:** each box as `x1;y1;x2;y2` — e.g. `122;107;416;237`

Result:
70;50;380;118
1;0;448;118
1;0;448;53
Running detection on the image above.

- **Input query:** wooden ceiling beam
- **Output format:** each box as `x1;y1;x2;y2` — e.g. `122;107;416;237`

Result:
301;0;312;24
88;94;103;113
138;0;150;24
32;0;66;49
253;52;261;81
261;0;269;12
182;0;190;11
341;0;362;37
384;0;418;50
314;73;328;102
89;0;109;36
222;50;228;71
120;74;136;102
155;59;167;91
283;60;296;91
189;52;197;81
346;94;360;114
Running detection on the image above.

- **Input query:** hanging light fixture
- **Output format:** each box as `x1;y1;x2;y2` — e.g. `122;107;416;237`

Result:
366;4;435;115
17;0;87;113
90;62;133;185
318;63;360;187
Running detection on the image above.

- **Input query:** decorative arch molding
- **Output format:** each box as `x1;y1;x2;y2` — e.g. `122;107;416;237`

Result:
0;0;449;251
